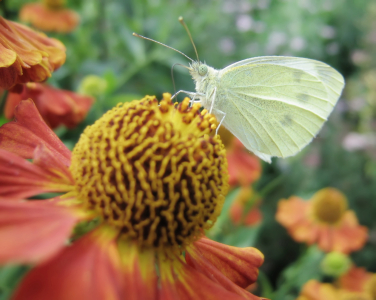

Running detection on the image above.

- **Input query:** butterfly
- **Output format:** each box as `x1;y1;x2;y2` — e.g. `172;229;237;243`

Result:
134;18;345;163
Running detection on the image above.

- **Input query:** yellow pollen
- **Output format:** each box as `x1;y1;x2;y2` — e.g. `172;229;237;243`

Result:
311;188;347;224
70;94;229;252
42;0;66;9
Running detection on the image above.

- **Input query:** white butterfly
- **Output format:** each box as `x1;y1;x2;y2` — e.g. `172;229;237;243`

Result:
134;20;345;163
186;57;344;163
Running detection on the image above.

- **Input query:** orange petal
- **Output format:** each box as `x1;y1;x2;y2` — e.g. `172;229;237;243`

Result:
0;200;82;264
315;226;333;251
0;99;71;166
13;228;124;300
159;256;251;300
118;241;157;300
276;196;309;227
186;245;262;299
186;237;264;289
0;147;73;198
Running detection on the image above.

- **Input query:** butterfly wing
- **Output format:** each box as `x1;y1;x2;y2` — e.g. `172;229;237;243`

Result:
215;56;344;162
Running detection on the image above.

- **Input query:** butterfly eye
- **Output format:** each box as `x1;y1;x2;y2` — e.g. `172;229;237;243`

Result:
198;65;208;76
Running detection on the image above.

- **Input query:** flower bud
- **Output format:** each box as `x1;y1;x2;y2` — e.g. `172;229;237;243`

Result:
321;252;351;277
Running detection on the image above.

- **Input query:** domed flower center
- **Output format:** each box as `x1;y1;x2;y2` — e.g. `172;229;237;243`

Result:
311;188;347;224
42;0;66;9
70;94;228;252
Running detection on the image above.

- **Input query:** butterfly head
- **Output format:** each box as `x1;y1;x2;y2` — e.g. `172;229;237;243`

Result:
189;61;209;79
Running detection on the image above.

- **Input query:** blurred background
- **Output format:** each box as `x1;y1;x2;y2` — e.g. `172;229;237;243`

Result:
1;0;376;299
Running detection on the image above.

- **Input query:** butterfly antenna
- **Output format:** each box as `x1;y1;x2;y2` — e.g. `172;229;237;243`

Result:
178;16;199;62
132;33;194;62
171;63;191;94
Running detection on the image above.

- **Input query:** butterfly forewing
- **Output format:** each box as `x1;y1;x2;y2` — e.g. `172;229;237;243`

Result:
214;56;344;162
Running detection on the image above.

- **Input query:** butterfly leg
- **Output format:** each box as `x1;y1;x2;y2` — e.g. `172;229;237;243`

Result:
212;108;226;136
208;87;217;114
171;90;204;102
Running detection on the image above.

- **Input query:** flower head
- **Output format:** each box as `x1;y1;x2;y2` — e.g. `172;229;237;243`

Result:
20;0;79;33
70;95;228;252
5;83;93;129
0;16;66;90
0;94;265;299
276;188;368;253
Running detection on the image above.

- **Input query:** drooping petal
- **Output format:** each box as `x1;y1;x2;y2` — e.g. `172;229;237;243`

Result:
186;245;262;299
118;240;157;300
0;99;71;166
0;147;73;198
13;227;124;300
159;256;249;300
186;238;264;289
0;199;82;264
5;83;93;129
0;17;65;90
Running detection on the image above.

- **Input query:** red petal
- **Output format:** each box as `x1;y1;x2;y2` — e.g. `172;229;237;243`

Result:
186;238;264;289
0;200;81;264
159;257;249;300
186;246;262;299
13;228;124;300
6;83;94;129
0;99;71;166
118;241;158;300
0;147;73;198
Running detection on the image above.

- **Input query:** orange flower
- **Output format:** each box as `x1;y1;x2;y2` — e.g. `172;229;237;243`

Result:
297;280;370;300
0;94;266;300
297;280;339;300
230;187;263;226
276;188;368;253
219;127;261;187
4;83;93;129
0;16;65;90
19;0;79;33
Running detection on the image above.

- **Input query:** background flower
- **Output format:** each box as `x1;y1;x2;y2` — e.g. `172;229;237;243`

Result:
276;188;368;254
19;0;79;33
